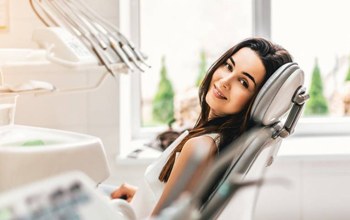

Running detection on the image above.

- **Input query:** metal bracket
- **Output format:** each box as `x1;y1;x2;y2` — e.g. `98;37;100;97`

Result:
274;86;310;138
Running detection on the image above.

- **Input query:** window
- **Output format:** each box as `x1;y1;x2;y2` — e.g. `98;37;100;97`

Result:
271;0;350;134
120;0;350;156
137;0;253;135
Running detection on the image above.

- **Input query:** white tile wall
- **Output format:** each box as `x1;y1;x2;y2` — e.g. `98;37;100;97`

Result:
255;156;350;220
302;159;350;220
254;158;302;220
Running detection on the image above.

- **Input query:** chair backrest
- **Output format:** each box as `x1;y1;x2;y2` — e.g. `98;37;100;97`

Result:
197;62;308;219
154;63;309;220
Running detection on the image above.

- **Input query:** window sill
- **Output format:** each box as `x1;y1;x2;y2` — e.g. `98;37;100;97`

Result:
116;138;162;166
116;155;156;166
116;134;350;166
278;135;350;158
293;116;350;136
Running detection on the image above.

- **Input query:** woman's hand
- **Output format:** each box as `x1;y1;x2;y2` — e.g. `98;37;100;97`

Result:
110;183;138;203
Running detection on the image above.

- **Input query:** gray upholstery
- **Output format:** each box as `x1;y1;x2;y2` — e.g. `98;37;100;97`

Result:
251;62;304;125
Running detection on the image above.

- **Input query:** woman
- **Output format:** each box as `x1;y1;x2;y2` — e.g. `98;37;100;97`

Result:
111;37;293;218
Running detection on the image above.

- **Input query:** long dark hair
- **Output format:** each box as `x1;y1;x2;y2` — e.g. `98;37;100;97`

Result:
159;37;293;182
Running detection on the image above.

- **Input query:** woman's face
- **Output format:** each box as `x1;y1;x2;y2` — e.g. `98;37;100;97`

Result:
206;47;266;119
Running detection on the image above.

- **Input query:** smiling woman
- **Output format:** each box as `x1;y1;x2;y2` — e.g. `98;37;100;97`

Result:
206;47;266;118
157;38;292;183
112;37;293;219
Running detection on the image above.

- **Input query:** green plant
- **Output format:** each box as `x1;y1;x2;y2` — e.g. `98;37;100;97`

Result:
305;59;329;115
345;58;350;81
152;56;175;124
195;50;207;87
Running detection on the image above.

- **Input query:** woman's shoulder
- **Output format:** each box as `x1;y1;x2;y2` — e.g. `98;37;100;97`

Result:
183;134;218;156
187;135;217;145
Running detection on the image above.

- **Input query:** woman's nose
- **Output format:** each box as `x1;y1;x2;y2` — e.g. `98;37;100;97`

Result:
220;74;234;90
219;79;230;90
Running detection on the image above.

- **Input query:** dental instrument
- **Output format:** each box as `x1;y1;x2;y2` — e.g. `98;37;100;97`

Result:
29;0;149;75
69;0;150;68
57;0;147;71
33;0;120;76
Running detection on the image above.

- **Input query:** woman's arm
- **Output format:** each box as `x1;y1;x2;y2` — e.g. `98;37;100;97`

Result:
110;183;138;202
151;135;217;216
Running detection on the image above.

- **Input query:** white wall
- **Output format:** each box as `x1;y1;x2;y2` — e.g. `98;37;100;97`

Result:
255;154;350;220
253;135;350;220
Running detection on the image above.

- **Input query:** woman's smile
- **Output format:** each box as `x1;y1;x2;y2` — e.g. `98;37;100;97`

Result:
213;85;227;100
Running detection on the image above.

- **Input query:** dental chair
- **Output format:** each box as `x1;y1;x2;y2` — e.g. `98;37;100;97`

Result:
154;62;309;220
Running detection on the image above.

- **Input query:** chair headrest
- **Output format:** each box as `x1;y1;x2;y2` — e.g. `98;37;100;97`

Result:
250;62;304;125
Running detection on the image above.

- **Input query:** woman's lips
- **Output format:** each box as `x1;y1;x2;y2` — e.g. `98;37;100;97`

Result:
213;85;227;100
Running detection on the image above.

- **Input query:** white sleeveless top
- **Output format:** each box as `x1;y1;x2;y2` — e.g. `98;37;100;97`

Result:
130;131;219;219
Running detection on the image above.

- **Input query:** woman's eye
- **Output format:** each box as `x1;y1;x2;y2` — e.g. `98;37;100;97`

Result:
224;62;233;72
239;79;249;89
